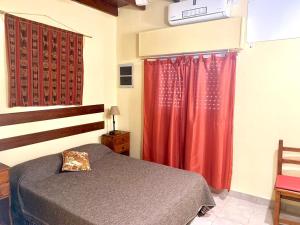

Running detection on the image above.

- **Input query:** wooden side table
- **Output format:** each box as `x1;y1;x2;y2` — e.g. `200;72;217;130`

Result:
101;131;130;156
0;162;10;225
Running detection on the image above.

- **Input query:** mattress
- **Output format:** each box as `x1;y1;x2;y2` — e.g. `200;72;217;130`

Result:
10;144;215;225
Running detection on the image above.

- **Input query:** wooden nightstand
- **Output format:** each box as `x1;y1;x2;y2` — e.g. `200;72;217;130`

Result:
0;162;10;225
101;131;130;156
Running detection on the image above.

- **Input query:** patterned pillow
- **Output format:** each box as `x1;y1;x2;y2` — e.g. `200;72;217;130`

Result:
62;150;91;172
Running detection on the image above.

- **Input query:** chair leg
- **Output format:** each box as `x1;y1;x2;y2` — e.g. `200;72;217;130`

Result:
274;190;281;225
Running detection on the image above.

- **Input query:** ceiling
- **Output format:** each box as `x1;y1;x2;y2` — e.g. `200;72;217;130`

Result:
72;0;145;16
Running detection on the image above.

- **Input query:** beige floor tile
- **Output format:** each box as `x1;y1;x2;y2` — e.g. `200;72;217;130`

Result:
190;192;299;225
212;217;244;225
190;216;213;225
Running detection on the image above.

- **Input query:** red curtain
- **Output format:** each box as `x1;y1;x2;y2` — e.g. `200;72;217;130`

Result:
143;53;236;190
5;14;84;107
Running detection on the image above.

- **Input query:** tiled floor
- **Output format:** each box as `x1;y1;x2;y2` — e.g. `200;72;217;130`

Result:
190;193;300;225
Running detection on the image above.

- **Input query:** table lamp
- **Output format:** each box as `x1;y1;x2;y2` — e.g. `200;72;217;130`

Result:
109;106;120;135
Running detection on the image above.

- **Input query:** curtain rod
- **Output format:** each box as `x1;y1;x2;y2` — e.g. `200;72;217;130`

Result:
0;10;93;38
143;49;240;60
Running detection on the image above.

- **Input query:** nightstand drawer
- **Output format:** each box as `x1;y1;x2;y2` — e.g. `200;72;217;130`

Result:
114;134;130;145
114;143;129;153
0;183;9;198
0;170;9;184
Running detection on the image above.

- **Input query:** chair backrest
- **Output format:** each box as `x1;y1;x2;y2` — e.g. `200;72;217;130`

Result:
277;140;300;175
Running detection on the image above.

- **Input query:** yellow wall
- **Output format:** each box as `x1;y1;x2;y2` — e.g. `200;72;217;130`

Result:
117;0;171;159
139;17;244;56
0;0;117;166
117;0;300;199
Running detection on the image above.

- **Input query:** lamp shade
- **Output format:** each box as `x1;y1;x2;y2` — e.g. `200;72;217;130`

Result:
110;106;120;115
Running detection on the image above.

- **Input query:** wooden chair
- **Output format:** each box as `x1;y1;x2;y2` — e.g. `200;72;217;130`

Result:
274;140;300;225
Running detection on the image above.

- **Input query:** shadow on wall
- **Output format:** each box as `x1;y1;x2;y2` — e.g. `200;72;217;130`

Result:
136;33;139;58
104;108;112;134
164;4;169;26
139;60;144;160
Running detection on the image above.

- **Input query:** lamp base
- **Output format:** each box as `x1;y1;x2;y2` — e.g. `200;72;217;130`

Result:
109;130;121;135
109;130;115;135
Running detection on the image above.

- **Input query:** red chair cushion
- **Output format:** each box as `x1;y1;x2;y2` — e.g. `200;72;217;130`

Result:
275;175;300;192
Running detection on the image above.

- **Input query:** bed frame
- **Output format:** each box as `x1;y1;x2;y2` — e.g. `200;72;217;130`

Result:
0;104;104;151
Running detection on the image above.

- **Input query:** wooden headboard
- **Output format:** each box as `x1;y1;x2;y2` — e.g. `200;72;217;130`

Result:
0;104;104;151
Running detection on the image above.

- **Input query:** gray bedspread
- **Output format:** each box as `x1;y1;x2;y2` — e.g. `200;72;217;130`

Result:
10;144;215;225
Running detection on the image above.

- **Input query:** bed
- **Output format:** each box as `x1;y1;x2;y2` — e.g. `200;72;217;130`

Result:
0;105;215;225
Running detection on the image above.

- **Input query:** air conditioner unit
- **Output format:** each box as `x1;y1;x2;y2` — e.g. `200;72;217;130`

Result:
168;0;231;26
